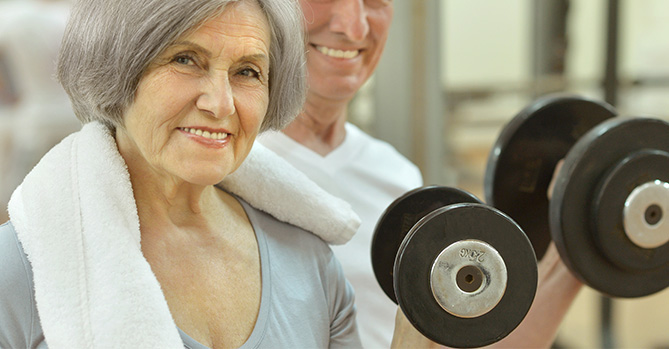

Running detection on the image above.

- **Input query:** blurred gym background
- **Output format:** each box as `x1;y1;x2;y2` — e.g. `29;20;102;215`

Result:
1;0;668;347
350;1;669;348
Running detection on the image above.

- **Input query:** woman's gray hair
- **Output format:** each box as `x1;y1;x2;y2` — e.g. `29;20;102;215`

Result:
57;0;306;132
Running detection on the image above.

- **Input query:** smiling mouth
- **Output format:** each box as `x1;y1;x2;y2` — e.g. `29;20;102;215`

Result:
179;127;229;140
314;45;360;59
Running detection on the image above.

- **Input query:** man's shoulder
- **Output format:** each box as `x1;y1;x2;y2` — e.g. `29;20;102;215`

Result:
345;123;423;181
345;123;415;162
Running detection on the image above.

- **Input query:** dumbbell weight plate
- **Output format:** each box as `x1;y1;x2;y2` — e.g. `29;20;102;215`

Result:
551;117;669;297
371;186;481;302
395;203;537;348
484;94;617;259
594;149;669;272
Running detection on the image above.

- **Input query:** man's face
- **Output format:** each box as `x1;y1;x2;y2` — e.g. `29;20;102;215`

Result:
299;0;393;103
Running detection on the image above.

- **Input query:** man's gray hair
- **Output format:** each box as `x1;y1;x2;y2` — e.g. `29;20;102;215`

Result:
57;0;306;132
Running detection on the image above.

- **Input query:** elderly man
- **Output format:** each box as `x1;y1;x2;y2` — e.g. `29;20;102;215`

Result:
259;0;583;347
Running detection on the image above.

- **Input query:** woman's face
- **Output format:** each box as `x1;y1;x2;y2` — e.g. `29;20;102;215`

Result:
116;0;271;187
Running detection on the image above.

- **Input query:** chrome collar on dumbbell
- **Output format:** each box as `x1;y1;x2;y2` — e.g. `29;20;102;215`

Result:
623;180;669;249
430;239;507;318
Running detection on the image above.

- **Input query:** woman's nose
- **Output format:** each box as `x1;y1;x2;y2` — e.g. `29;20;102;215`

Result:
196;76;235;119
330;0;370;42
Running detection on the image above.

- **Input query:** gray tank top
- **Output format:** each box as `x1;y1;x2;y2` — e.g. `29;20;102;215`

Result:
0;198;361;348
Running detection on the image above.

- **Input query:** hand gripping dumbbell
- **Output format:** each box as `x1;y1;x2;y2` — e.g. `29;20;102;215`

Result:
485;93;669;298
371;186;537;348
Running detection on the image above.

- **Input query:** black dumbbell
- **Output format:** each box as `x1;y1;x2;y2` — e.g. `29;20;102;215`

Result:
371;186;537;348
485;93;669;298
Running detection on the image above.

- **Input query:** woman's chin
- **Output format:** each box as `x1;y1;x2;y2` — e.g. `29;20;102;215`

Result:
180;171;229;187
176;162;238;186
193;177;227;187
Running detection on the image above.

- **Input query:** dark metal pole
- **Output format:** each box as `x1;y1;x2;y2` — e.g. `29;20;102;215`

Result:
531;0;570;98
604;0;619;105
602;0;619;347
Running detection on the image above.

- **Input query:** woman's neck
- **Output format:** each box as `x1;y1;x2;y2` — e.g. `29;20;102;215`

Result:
115;127;230;230
132;175;222;228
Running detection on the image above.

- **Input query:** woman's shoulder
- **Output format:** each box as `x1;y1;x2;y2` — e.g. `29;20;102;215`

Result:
242;199;331;246
0;221;33;292
0;221;44;348
238;198;336;263
228;199;360;348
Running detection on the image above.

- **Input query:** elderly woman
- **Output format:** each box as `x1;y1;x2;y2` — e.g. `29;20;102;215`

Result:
0;0;362;347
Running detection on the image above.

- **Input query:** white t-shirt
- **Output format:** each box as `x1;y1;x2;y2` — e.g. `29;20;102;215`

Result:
259;122;423;348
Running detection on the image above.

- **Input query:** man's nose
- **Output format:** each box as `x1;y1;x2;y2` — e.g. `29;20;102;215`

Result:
330;0;370;42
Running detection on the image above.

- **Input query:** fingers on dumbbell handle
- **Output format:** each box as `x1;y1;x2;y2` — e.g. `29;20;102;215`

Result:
484;94;617;260
485;93;669;298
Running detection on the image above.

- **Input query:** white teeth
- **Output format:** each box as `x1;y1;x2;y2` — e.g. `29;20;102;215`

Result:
316;45;359;59
182;128;229;140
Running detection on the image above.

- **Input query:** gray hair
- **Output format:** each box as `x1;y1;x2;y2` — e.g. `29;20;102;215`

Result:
57;0;306;132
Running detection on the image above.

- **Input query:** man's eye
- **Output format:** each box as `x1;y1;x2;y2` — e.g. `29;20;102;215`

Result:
366;0;392;7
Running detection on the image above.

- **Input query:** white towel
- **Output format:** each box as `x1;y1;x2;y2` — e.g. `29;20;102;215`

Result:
219;142;359;245
7;122;360;348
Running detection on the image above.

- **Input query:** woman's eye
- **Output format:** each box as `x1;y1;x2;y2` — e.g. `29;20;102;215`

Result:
239;67;261;79
173;55;194;66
